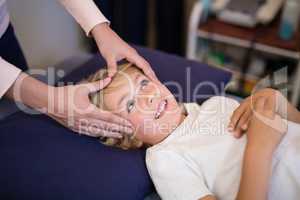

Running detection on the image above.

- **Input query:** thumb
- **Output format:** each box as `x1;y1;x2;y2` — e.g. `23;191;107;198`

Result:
86;77;111;93
106;57;118;77
126;53;159;83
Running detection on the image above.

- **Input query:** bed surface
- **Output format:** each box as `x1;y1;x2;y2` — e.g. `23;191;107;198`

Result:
0;46;235;200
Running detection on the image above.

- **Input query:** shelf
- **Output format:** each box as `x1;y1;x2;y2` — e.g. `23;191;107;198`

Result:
187;0;300;106
198;30;300;59
198;17;300;52
205;59;260;81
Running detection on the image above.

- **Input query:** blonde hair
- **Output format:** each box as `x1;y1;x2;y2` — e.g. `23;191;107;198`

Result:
84;63;144;150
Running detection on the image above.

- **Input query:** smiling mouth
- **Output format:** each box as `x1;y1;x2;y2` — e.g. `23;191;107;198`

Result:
155;99;168;119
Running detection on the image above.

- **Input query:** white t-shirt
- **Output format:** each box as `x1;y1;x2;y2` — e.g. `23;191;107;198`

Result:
146;96;300;200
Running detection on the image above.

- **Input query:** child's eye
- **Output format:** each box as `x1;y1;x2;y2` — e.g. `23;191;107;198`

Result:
126;99;135;113
140;79;150;89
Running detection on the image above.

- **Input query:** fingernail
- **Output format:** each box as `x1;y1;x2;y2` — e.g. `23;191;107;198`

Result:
128;128;134;134
227;126;233;132
125;121;133;128
117;134;123;139
234;132;240;138
104;77;111;82
242;124;247;130
229;130;237;138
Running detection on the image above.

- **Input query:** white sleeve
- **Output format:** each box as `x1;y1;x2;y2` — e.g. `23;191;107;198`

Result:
146;150;212;200
58;0;110;36
0;58;21;99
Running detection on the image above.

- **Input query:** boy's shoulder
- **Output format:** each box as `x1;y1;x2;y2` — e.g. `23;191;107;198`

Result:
145;144;212;200
183;96;240;117
201;96;240;109
146;140;178;160
184;96;240;111
146;146;186;175
197;96;240;118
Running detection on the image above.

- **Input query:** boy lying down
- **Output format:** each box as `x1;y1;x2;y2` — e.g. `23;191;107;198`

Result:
83;63;300;200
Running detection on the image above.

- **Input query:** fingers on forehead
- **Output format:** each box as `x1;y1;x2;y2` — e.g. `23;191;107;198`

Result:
126;54;155;75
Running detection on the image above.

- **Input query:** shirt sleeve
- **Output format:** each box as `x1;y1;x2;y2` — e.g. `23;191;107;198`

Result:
146;149;212;200
0;58;21;99
58;0;110;36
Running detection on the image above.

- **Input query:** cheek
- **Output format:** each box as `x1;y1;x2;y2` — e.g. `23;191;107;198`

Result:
127;112;152;129
118;111;146;130
126;112;157;136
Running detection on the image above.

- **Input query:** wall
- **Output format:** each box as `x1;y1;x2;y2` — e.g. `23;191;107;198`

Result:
7;0;90;69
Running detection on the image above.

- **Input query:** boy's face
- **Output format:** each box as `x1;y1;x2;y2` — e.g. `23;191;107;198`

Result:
103;69;183;144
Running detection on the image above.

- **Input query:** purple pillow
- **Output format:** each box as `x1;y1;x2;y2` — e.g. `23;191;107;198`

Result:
63;46;232;103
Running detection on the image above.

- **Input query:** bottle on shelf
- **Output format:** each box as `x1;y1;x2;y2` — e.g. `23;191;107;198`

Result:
279;0;300;40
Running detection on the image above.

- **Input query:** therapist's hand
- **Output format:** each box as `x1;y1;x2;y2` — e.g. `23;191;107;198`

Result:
6;73;133;138
91;23;158;81
47;77;134;138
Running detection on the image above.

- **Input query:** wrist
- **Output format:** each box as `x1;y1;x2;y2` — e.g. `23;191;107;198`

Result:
8;73;50;113
245;144;274;160
91;22;111;41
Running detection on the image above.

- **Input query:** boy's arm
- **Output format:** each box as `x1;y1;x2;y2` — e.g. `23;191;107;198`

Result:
199;195;217;200
280;99;300;124
235;97;287;200
235;147;273;200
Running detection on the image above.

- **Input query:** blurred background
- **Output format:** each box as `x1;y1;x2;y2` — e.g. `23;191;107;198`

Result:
7;0;196;68
7;0;300;107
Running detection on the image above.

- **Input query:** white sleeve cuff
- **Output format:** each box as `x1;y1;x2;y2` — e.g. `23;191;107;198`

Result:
0;58;21;99
59;0;110;36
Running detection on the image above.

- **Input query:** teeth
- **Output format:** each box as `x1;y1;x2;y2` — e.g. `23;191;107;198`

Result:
155;100;167;119
155;112;161;119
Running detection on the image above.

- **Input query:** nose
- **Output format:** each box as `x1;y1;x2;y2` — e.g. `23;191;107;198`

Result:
138;92;156;109
147;95;154;106
138;87;160;110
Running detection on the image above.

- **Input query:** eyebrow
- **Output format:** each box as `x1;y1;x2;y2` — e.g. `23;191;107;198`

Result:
118;93;127;108
117;74;142;107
